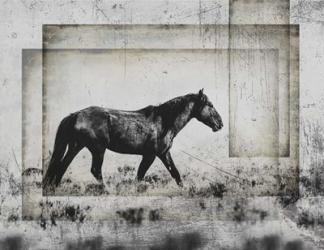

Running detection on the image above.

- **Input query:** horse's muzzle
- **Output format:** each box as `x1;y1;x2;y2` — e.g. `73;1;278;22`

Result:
212;126;220;132
212;122;223;132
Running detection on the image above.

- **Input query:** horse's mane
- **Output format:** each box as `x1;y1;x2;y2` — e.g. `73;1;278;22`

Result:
154;94;196;114
137;105;155;117
137;93;199;124
152;94;197;132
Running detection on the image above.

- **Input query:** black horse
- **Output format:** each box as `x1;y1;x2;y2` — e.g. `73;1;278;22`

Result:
43;89;223;191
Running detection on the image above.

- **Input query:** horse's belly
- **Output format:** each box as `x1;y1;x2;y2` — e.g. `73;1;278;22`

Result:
108;119;155;154
108;135;147;154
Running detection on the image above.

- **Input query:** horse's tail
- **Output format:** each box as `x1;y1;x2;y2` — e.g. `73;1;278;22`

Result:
43;113;77;190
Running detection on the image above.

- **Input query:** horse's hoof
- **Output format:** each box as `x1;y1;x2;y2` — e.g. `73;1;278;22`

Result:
135;177;143;183
177;181;184;187
43;185;56;195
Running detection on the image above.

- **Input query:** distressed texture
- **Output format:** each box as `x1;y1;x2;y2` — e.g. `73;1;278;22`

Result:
0;0;324;249
230;49;279;157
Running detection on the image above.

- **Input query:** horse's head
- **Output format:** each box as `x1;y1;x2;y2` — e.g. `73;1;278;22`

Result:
194;89;223;132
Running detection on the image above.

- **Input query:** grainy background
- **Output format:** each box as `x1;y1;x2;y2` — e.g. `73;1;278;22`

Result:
1;0;324;249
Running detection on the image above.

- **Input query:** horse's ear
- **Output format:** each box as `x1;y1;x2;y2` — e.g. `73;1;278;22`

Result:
198;88;204;97
198;88;207;103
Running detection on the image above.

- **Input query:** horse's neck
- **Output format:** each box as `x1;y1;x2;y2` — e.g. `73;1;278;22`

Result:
170;102;195;137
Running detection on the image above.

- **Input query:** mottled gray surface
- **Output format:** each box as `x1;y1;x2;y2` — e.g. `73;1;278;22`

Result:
1;0;324;249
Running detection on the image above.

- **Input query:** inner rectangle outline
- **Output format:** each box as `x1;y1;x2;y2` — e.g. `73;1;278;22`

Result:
20;24;300;220
41;24;299;194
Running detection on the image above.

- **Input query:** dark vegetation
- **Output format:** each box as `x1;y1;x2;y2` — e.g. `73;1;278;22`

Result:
148;209;161;221
278;191;299;208
38;201;91;228
116;208;144;225
116;208;163;225
233;201;245;222
188;182;227;198
297;211;324;228
230;201;269;223
85;183;106;195
22;168;42;176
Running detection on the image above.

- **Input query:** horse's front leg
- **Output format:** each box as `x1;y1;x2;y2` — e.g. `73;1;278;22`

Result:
136;154;156;181
158;151;183;187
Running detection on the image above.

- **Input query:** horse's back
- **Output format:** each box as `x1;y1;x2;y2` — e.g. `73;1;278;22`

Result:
73;105;154;131
74;106;108;128
72;106;110;142
72;106;158;153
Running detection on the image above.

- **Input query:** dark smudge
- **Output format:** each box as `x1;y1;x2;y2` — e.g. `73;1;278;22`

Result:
63;233;309;250
199;200;206;210
223;234;309;250
284;240;305;250
297;210;324;228
250;208;268;221
278;192;299;208
64;232;204;250
233;201;245;222
149;232;204;250
244;235;281;250
65;236;128;250
0;236;24;250
65;237;129;250
65;236;104;250
148;209;161;221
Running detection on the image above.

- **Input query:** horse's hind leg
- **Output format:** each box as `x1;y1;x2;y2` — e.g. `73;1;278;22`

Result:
54;144;82;187
90;148;105;183
136;155;156;181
